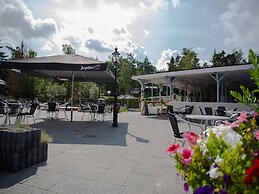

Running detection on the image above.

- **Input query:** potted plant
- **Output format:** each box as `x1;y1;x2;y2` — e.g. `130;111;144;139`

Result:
0;123;52;172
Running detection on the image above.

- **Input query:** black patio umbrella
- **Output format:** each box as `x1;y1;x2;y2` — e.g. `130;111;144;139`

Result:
0;54;115;121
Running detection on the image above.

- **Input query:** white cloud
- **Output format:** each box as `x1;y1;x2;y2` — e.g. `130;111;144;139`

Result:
171;0;180;8
0;0;57;39
143;30;149;38
220;0;259;47
156;49;181;71
85;39;113;53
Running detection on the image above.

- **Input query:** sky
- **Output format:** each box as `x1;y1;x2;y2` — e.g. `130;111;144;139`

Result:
0;0;259;70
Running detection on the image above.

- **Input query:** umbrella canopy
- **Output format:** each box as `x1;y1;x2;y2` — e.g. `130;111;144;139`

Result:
0;54;114;82
0;54;115;121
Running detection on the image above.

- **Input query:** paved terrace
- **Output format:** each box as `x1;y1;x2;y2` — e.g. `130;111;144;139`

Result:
0;111;194;194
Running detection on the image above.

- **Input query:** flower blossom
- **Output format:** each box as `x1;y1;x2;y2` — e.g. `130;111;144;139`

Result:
237;111;249;122
207;163;220;178
244;159;259;184
181;148;193;165
183;131;199;145
255;132;259;141
166;144;180;153
210;125;242;148
194;185;213;194
184;182;189;192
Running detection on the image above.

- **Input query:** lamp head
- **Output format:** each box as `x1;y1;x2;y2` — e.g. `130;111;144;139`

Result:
112;47;120;61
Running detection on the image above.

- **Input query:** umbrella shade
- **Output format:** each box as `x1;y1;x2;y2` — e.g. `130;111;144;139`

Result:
0;54;114;82
0;54;115;121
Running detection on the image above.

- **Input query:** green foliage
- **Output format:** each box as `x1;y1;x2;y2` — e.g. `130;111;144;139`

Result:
211;49;246;67
178;48;200;70
41;130;53;144
230;49;259;112
62;44;75;54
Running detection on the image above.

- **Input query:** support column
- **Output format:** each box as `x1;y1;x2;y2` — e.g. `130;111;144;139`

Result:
166;76;175;101
70;72;74;122
210;73;225;103
137;79;147;101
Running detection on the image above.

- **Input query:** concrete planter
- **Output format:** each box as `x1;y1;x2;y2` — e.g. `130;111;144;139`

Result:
0;128;48;172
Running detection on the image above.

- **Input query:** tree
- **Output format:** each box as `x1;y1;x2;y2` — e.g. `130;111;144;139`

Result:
178;48;200;70
136;56;156;75
211;49;246;67
118;58;133;94
62;44;75;54
167;54;181;71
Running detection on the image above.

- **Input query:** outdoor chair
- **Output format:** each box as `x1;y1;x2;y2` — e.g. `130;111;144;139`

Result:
57;103;68;120
184;105;194;114
89;102;98;121
6;102;21;124
96;104;105;121
216;108;226;116
167;105;174;114
47;101;58;119
17;103;38;124
168;112;203;148
199;107;204;115
104;105;113;121
0;101;8;125
204;107;213;115
218;106;226;111
81;103;91;121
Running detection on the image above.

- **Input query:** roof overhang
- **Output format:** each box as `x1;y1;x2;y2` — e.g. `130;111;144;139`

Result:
132;64;254;88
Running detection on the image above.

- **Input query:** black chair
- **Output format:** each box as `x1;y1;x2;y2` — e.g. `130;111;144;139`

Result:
199;107;204;115
47;101;58;119
18;103;39;124
167;105;174;114
96;104;105;121
218;106;226;111
168;113;203;147
216;109;226;116
185;105;194;114
204;107;213;115
0;101;8;125
7;102;20;124
89;102;98;121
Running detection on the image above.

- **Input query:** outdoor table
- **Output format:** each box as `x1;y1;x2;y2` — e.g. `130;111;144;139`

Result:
185;114;230;130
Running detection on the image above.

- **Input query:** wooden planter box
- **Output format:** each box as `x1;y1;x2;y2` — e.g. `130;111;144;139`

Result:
0;128;48;172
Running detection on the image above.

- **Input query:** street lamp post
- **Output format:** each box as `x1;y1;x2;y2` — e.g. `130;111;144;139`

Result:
111;47;120;127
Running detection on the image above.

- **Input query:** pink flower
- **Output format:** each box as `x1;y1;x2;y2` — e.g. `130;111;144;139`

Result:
224;121;231;126
181;148;193;165
255;132;259;141
254;112;258;118
237;111;248;123
183;132;198;145
229;121;240;128
167;144;180;153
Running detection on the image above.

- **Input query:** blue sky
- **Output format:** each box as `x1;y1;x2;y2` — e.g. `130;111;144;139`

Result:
0;0;258;70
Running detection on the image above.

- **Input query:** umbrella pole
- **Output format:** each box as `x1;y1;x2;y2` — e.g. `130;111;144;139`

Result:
71;72;74;122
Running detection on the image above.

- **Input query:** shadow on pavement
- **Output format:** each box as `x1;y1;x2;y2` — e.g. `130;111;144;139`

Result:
31;120;129;146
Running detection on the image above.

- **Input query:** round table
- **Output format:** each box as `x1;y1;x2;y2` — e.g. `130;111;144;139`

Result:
185;115;230;129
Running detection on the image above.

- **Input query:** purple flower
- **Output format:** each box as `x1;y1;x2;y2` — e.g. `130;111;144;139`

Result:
184;182;189;192
194;185;213;194
219;190;228;194
223;174;231;184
